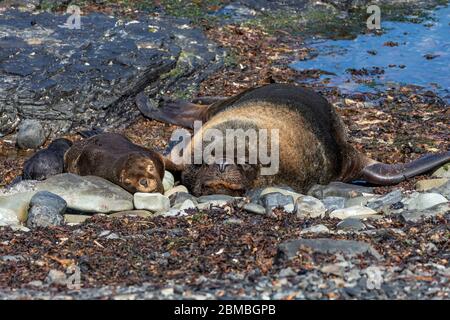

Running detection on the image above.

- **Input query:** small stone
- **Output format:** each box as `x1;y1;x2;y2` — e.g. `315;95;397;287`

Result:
27;191;66;228
337;218;366;231
300;224;330;235
295;195;326;218
109;210;153;218
162;171;174;192
164;185;189;198
133;193;170;212
367;190;403;212
169;192;198;208
16;119;46;149
322;196;346;212
261;192;294;214
223;218;244;225
45;269;67;286
197;194;235;203
432;163;450;178
259;187;302;202
415;178;448;192
329;206;377;220
403;192;448;211
0;255;25;262
179;199;197;210
345;196;374;207
242;203;266;215
279;267;296;277
307;182;373;199
401;202;450;222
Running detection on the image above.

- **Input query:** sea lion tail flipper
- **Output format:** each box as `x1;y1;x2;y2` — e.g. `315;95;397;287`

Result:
136;93;209;129
359;152;450;185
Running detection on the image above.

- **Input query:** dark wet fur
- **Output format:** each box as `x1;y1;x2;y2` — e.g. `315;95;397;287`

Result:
22;138;73;180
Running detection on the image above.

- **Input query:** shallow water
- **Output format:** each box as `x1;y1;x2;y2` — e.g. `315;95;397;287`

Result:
291;5;450;101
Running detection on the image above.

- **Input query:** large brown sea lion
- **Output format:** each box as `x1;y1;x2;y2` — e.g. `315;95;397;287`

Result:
64;133;180;194
136;83;450;196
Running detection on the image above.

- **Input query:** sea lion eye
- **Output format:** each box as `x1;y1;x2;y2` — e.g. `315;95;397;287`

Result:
139;178;148;187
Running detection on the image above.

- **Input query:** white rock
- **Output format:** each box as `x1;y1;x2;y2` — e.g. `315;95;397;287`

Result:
162;171;175;192
134;193;170;212
329;206;377;220
403;192;448;211
295;196;327;218
37;174;133;213
179;199;197;210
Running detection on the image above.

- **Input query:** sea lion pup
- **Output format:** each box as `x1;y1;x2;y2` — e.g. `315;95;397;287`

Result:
64;133;180;194
136;83;450;196
23;138;73;180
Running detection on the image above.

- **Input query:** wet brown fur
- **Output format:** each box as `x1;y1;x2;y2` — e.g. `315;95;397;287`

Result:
64;133;178;194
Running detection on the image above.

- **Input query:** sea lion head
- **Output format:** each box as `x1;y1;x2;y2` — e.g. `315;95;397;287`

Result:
182;158;258;196
118;153;164;194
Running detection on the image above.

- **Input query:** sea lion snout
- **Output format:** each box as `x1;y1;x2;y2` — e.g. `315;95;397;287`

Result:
119;154;164;194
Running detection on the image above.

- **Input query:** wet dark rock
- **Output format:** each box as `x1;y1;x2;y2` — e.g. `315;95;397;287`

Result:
277;238;382;261
16;119;46;149
307;182;373;199
27;191;66;228
0;9;223;136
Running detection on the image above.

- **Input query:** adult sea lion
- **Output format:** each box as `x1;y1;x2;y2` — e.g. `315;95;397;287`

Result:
23;138;73;180
136;83;450;196
64;133;180;194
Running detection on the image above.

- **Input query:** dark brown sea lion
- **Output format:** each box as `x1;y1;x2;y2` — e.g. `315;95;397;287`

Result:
136;83;450;196
23;138;73;180
64;133;180;194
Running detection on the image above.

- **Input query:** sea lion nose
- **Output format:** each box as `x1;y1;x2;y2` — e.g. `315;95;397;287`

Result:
215;158;232;173
139;178;148;187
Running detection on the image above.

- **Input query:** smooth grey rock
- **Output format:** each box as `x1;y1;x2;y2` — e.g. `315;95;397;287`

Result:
0;255;25;262
246;185;296;203
277;238;382;261
64;214;92;224
0;191;35;224
37;173;133;213
345;196;371;207
307;182;373;199
134;193;170;212
45;269;67;286
329;205;377;220
401;202;450;222
295;196;326;218
367;190;403;212
16;120;46;149
337;218;366;231
322;196;346;212
197;194;235;203
162;171;174;192
300;224;330;235
403;192;448;211
0;179;38;196
27;191;66;228
242;203;266;215
261;192;294;214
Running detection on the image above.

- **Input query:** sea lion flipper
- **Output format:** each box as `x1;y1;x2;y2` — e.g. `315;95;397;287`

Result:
359;152;450;185
191;96;227;105
136;93;209;129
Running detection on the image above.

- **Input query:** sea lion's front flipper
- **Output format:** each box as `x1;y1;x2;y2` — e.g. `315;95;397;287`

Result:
136;92;209;129
359;152;450;185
